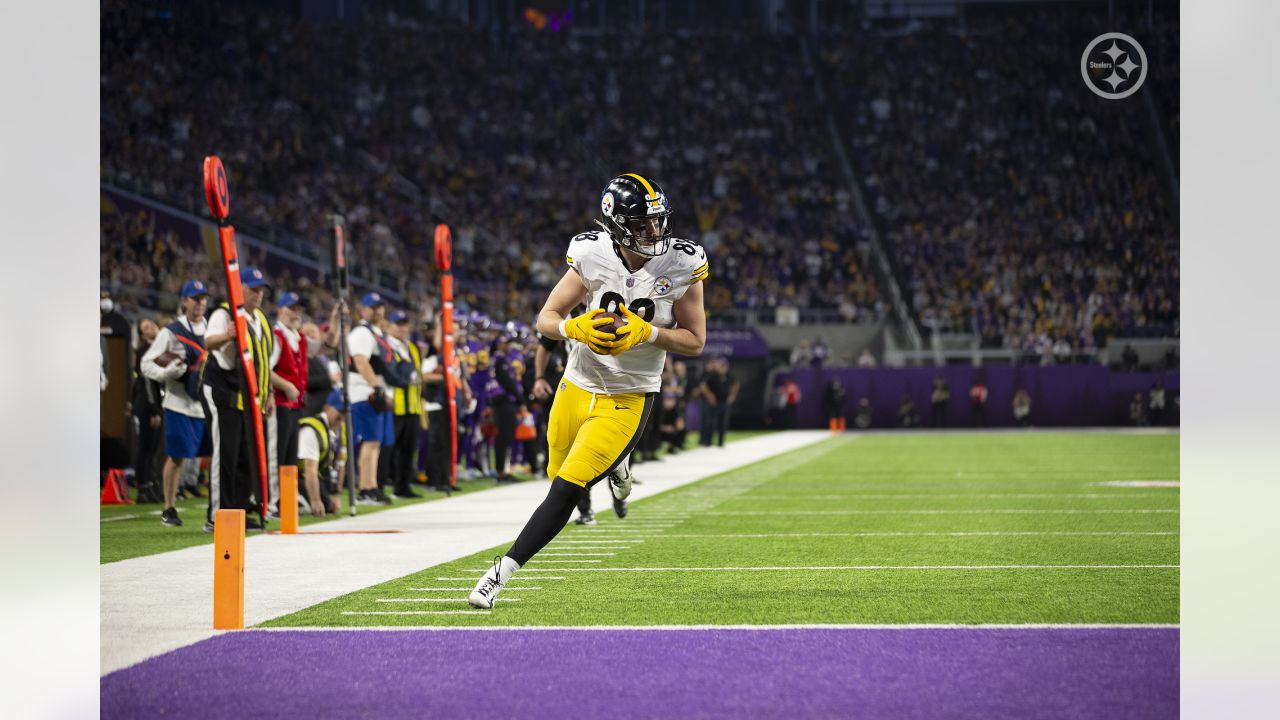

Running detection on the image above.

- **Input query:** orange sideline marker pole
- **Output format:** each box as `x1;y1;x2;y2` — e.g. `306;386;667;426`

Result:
213;509;245;629
279;466;299;534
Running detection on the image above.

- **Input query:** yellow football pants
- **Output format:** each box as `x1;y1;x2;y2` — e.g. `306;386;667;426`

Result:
546;378;656;487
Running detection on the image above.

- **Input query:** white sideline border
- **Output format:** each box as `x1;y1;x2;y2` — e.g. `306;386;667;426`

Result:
100;430;838;675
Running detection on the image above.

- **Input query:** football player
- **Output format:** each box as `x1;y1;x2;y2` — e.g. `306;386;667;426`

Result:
470;173;708;608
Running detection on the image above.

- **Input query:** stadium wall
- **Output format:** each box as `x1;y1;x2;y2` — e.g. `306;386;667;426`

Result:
756;323;883;358
745;366;1180;429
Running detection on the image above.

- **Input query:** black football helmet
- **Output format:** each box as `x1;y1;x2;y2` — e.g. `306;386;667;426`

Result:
596;173;672;257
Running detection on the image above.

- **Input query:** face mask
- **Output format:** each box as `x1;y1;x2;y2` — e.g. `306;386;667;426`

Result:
101;299;114;314
306;340;322;358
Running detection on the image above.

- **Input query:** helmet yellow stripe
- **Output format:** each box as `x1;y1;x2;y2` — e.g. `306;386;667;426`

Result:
624;173;657;197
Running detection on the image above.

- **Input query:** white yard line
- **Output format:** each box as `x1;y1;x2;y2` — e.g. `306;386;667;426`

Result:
548;542;639;547
436;576;565;581
99;430;839;674
341;610;491;616
100;514;141;523
376;598;521;603
538;553;616;557
409;587;542;592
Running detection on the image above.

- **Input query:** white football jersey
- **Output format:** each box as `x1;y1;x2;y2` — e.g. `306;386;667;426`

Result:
562;230;709;394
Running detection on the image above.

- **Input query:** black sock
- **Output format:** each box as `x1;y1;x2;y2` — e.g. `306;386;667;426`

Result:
507;477;582;565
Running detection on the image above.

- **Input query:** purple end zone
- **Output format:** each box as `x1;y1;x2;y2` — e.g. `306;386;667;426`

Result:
102;628;1177;719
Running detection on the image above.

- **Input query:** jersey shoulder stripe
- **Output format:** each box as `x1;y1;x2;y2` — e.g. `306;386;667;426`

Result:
665;237;710;282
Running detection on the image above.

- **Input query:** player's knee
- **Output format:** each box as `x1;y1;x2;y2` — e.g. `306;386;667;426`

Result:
548;476;584;505
526;477;583;517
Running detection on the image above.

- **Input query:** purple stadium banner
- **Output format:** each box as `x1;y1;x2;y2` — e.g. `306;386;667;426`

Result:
701;327;770;359
779;366;1179;429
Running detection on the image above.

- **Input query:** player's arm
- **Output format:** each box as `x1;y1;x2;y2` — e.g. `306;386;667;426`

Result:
653;280;707;356
301;458;324;517
536;270;590;340
537;269;617;350
533;343;553;398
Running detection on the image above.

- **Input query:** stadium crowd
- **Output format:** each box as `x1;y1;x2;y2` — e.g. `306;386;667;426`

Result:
101;2;1179;367
100;2;886;326
818;6;1179;357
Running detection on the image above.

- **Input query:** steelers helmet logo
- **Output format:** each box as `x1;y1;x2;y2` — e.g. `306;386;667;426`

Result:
1081;32;1147;100
601;192;615;217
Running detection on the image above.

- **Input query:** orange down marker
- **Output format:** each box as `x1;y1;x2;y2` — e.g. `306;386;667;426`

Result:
213;509;245;629
279;465;299;534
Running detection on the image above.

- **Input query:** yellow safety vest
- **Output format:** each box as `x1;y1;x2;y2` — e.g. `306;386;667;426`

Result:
393;341;424;417
217;303;273;412
298;416;332;468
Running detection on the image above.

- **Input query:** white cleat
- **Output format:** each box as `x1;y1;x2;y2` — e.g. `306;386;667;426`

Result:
608;459;633;501
469;555;518;609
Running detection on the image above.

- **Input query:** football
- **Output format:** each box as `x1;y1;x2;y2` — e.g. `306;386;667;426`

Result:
590;311;626;354
598;310;626;336
154;351;183;367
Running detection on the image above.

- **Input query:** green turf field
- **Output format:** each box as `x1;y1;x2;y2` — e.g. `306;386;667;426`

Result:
100;430;768;563
263;431;1179;627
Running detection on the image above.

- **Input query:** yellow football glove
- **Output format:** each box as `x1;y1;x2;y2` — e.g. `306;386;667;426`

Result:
559;308;619;354
610;304;657;355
